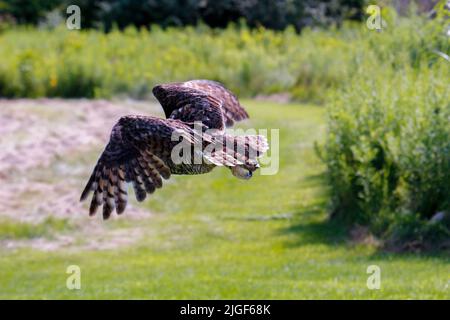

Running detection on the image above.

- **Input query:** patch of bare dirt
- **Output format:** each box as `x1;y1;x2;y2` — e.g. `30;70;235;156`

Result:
0;99;162;251
254;93;292;104
349;225;381;247
0;98;160;173
1;225;145;252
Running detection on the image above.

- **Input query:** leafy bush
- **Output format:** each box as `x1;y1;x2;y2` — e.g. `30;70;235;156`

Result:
319;11;450;250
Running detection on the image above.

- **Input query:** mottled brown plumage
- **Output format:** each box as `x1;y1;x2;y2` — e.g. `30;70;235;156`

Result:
153;79;249;127
80;80;267;219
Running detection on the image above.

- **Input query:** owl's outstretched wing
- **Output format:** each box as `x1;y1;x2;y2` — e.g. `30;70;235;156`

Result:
80;115;194;219
152;83;226;131
152;80;248;129
184;80;249;126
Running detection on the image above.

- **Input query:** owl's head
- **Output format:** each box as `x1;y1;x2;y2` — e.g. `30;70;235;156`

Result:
230;163;259;180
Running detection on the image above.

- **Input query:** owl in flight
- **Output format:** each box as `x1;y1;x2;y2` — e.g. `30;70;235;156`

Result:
80;80;269;219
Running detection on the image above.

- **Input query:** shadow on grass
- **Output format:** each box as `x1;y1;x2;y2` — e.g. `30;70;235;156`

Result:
278;173;450;260
278;172;349;247
281;209;450;260
280;206;348;248
298;172;327;189
367;250;450;261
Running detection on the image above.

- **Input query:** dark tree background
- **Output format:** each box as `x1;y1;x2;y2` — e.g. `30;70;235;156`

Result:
0;0;365;31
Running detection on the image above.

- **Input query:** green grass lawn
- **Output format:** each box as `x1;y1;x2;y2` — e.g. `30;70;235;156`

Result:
0;100;448;299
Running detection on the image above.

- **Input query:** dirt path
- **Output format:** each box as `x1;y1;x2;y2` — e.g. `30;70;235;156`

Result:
0;99;163;251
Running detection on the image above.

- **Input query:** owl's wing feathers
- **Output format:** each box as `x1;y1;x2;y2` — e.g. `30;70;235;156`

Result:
152;84;226;131
153;80;248;128
80;116;191;219
183;80;249;126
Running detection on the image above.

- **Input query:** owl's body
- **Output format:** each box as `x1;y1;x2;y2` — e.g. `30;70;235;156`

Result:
80;80;268;219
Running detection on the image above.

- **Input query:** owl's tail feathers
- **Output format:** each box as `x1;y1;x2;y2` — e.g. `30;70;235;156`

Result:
204;134;269;167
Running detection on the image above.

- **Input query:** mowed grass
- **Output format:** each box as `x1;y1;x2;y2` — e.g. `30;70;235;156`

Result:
0;100;448;299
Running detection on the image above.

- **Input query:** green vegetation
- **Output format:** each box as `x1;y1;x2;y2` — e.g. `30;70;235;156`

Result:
320;64;450;249
0;7;446;101
0;22;349;100
318;6;450;248
0;9;431;100
1;101;448;299
0;217;72;240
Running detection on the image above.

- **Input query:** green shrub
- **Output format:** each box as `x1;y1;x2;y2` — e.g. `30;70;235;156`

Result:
319;12;450;249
